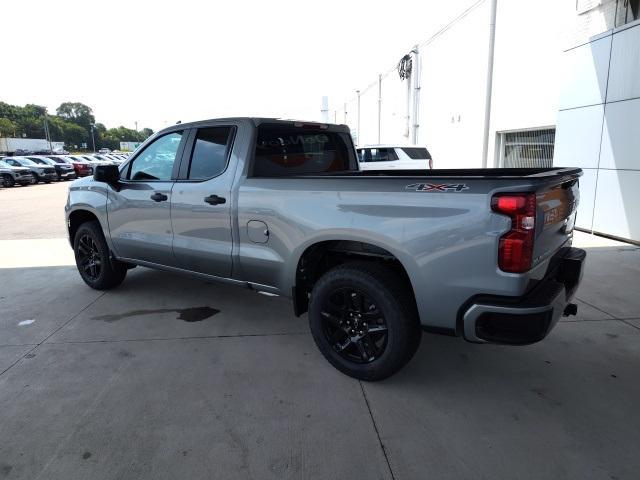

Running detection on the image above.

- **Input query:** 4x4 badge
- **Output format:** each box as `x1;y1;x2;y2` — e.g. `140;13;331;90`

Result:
405;183;469;192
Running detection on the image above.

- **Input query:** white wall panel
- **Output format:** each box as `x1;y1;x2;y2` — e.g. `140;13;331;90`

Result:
558;35;611;110
599;97;640;170
606;23;640;102
554;104;605;169
592;169;640;240
575;168;598;230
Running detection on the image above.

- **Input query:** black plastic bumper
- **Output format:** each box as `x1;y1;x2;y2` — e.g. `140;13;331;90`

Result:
461;247;586;345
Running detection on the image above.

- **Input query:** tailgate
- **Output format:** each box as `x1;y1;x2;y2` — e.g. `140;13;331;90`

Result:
532;177;580;266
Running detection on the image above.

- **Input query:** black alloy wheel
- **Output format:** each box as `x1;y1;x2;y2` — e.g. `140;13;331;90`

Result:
73;220;127;289
309;262;421;381
320;287;388;364
77;234;102;281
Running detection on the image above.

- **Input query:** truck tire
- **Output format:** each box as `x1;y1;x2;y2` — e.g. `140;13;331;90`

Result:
2;174;14;188
73;220;127;290
308;262;421;381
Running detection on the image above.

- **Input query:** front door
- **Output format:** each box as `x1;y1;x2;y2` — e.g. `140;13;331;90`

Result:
170;125;235;278
108;130;186;266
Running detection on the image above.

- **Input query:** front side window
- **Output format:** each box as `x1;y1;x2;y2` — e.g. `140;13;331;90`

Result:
127;132;183;181
253;125;354;176
187;127;232;180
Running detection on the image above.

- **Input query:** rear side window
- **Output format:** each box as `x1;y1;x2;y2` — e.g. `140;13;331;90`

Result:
402;147;431;160
187;127;232;180
253;125;355;176
359;148;398;162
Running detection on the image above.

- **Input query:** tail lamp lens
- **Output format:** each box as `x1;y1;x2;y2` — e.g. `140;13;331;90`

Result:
491;193;536;273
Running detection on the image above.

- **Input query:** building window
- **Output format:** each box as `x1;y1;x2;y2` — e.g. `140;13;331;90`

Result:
615;0;640;27
497;128;555;168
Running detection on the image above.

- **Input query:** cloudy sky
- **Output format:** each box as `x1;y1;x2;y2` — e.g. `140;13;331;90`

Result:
4;0;476;131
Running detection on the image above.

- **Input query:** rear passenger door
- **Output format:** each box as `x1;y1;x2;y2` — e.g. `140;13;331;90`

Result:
170;125;236;278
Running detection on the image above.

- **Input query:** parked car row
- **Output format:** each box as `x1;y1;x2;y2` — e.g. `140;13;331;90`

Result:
0;153;130;188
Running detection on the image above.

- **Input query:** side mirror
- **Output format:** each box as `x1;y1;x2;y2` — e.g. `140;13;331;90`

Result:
94;164;120;185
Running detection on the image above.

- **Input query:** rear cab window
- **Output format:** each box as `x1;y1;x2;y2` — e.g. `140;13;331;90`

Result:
252;124;357;176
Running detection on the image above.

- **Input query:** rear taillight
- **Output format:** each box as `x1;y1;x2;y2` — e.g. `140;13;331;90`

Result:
491;193;536;273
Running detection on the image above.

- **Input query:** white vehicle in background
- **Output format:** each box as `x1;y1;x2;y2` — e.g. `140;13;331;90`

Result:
356;145;433;171
87;154;117;165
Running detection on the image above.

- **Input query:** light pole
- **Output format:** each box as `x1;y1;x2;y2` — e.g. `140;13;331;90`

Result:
90;124;96;152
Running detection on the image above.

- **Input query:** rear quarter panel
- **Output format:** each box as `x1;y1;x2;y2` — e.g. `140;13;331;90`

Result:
236;176;539;331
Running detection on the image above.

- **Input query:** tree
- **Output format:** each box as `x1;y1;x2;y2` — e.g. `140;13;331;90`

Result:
0;118;16;137
140;128;154;139
56;102;95;130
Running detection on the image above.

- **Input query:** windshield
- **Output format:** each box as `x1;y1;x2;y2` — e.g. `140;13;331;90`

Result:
27;157;47;164
17;158;36;166
0;161;12;168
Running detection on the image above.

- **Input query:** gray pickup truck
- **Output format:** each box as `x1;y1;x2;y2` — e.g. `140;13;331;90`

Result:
65;118;585;380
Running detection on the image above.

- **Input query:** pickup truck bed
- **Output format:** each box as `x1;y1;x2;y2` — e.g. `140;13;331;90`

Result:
66;117;586;380
298;167;583;178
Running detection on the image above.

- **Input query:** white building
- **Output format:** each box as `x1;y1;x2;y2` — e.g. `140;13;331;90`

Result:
554;0;640;243
342;0;639;243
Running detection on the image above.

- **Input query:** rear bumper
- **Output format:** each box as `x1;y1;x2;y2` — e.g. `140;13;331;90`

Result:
37;173;58;182
461;247;586;345
16;176;34;185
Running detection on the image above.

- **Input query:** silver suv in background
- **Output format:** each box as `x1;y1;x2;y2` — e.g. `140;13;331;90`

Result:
357;145;433;170
0;160;34;187
2;157;57;183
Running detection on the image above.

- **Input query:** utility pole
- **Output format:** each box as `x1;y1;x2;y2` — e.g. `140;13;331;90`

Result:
321;96;329;123
343;103;347;124
411;45;421;144
90;124;96;152
43;114;53;153
135;121;138;132
481;0;498;167
356;90;361;146
377;74;382;144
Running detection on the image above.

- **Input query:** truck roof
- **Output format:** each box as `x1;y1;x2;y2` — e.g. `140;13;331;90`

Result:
157;117;349;133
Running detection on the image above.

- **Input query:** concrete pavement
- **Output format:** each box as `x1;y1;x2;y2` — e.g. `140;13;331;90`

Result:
0;181;639;479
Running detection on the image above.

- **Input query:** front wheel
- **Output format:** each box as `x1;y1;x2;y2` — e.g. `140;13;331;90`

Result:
2;175;14;187
73;221;127;289
308;262;421;381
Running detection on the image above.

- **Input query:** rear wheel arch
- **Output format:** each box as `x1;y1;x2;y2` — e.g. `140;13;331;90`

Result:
293;240;419;318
